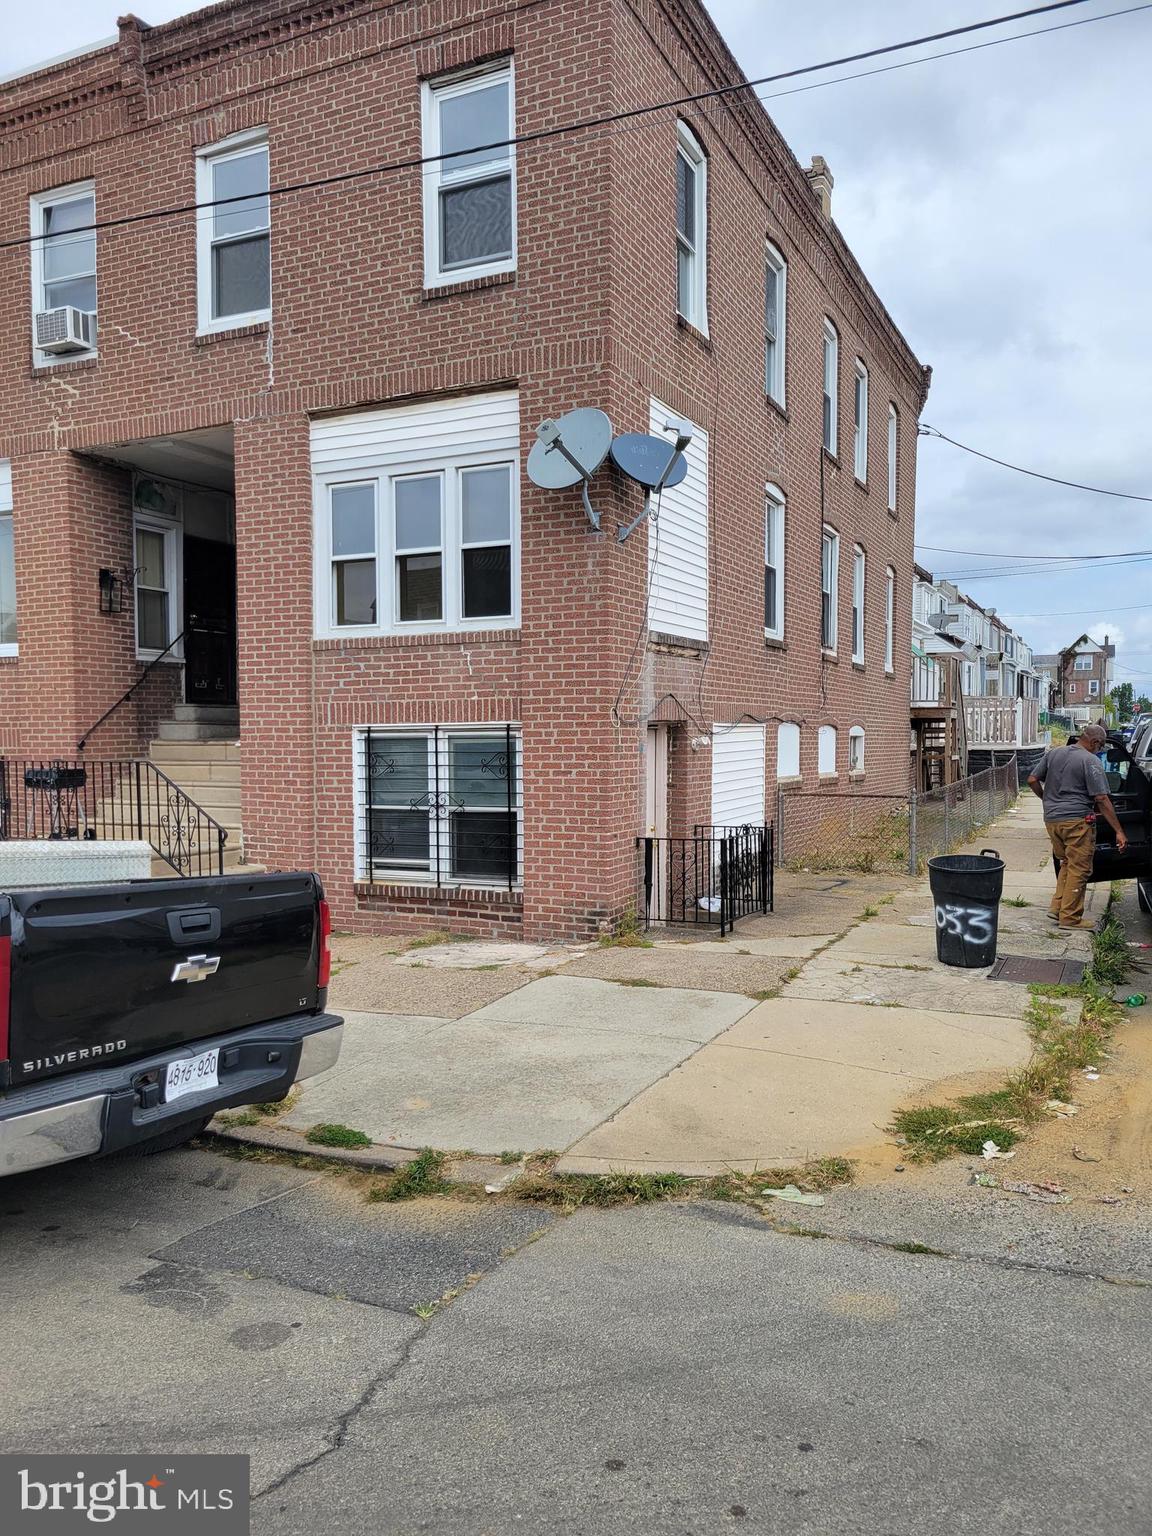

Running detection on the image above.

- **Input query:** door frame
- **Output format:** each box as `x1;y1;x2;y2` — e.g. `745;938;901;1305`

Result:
644;725;670;921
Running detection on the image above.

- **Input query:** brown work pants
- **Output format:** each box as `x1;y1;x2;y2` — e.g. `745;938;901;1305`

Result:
1046;817;1095;925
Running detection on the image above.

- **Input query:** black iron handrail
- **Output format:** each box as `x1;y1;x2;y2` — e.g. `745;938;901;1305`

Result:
77;629;187;752
0;755;227;877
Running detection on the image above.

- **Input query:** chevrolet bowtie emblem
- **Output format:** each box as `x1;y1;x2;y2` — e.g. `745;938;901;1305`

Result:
171;954;221;984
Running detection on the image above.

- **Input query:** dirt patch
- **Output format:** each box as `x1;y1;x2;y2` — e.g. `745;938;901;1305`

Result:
329;956;533;1018
559;946;794;997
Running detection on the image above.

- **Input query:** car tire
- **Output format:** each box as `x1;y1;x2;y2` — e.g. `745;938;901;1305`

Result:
1139;881;1152;915
109;1115;213;1158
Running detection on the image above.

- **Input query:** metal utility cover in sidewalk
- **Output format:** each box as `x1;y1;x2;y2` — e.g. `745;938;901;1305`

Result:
987;955;1087;986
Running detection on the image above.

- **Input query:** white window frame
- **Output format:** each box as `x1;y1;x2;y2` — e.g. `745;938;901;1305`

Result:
848;726;865;774
29;180;97;367
822;319;839;455
0;462;15;657
853;359;869;481
1074;656;1093;671
764;241;786;406
196;128;271;335
851;544;865;664
821;525;839;653
133;511;183;662
776;721;801;781
315;451;520;639
885;566;896;674
355;722;523;888
818;725;837;776
422;63;517;289
675;121;708;335
764;484;785;641
1089;678;1100;698
887;404;898;512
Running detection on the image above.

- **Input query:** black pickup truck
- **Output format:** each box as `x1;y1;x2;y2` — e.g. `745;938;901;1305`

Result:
0;872;342;1178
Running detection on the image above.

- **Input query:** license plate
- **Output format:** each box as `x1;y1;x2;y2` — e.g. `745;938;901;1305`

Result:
164;1048;220;1102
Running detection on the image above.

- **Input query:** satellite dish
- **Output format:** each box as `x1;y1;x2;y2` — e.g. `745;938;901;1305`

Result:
527;408;613;530
609;434;689;491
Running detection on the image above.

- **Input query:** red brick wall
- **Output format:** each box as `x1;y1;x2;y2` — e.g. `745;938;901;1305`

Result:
0;0;925;939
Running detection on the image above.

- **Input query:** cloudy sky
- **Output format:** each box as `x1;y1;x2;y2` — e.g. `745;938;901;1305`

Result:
4;1;1151;690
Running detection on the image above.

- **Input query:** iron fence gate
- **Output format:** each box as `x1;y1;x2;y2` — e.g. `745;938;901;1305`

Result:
637;824;773;936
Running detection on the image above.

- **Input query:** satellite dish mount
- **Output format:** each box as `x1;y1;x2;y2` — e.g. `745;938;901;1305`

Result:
611;418;693;543
527;409;613;531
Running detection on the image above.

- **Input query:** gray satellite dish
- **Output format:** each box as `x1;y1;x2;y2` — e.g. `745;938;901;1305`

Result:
527;408;613;530
611;419;693;543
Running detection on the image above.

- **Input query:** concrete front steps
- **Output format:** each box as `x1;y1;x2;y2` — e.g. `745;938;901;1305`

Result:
148;738;262;876
155;704;240;743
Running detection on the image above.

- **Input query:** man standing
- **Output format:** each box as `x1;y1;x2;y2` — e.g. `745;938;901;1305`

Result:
1026;724;1126;929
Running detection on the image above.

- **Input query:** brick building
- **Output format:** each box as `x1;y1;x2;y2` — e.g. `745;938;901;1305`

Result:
0;0;928;940
1038;633;1116;722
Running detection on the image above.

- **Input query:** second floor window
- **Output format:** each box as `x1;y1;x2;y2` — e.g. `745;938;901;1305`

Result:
764;243;786;405
887;404;898;512
885;566;896;673
31;183;96;361
764;486;785;640
852;545;865;663
675;122;707;332
423;64;515;287
821;526;839;652
822;320;839;455
197;131;270;331
853;360;869;481
1074;656;1093;671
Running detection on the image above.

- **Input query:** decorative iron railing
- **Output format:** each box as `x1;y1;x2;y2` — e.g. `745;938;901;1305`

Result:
0;758;227;878
637;824;773;936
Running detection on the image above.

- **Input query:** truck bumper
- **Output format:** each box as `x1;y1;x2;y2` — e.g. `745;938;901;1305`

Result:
0;1012;342;1178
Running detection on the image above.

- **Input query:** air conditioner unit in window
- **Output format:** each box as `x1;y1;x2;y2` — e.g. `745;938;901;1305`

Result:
34;306;95;355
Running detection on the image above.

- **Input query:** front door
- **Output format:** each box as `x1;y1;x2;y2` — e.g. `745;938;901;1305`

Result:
183;535;237;705
1089;735;1152;883
644;726;669;921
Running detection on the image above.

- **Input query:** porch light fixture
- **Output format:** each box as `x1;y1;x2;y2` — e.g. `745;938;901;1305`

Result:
98;566;125;615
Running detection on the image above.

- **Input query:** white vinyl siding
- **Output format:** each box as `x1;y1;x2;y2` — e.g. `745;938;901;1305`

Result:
312;391;520;638
0;461;15;655
711;723;766;828
647;397;708;642
776;722;801;780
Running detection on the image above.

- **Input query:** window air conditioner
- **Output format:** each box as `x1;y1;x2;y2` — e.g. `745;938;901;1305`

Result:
34;306;95;355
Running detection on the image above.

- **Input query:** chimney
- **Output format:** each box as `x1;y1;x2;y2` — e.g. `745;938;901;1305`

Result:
805;155;834;219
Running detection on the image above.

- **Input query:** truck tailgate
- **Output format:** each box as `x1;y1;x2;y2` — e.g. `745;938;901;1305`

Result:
5;874;324;1086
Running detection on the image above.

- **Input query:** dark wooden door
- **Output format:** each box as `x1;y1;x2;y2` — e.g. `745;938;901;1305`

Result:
183;535;237;706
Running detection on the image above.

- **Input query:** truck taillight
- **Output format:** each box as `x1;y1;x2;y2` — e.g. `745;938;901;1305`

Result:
317;899;332;990
0;933;9;1067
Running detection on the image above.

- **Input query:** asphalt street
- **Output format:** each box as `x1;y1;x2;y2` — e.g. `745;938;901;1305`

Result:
1;1142;1149;1534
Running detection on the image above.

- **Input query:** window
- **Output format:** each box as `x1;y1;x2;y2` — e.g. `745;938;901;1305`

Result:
818;725;837;776
314;393;519;637
853;360;868;481
134;514;181;658
1074;656;1093;671
822;320;839;454
821;526;839;651
197;131;270;332
887;405;898;512
0;462;15;656
1089;679;1100;698
851;545;865;663
423;64;516;287
764;243;786;404
776;722;801;780
848;726;865;774
764;485;785;640
30;182;96;361
675;122;707;332
361;725;521;886
885;566;895;673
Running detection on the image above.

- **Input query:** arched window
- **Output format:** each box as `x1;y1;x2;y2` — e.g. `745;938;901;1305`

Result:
818;725;837;775
849;726;865;774
776;721;801;779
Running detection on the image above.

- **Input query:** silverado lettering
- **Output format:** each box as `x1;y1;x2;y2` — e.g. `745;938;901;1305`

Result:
23;1040;128;1072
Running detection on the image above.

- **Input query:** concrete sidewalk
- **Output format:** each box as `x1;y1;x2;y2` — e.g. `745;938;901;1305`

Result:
217;793;1095;1172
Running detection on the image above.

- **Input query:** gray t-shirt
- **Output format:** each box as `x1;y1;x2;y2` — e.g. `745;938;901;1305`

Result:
1032;745;1109;822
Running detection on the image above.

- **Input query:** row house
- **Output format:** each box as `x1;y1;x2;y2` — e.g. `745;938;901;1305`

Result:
1034;634;1115;725
911;568;1044;788
0;0;927;940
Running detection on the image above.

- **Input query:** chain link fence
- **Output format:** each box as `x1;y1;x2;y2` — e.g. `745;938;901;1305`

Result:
776;757;1019;876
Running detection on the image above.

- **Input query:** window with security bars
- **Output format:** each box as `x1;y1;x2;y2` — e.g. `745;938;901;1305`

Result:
361;725;521;887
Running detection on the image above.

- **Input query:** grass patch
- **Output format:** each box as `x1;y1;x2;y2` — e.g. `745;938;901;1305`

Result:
217;1109;262;1127
892;908;1126;1162
1003;896;1031;908
367;1147;450;1202
859;905;880;919
306;1122;372;1149
1028;982;1084;999
746;987;779;1001
405;930;475;951
499;1150;524;1165
251;1087;300;1117
598;906;654;949
513;1157;854;1211
469;964;503;972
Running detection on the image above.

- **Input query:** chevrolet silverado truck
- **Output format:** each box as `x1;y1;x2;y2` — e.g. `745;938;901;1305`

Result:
0;872;342;1178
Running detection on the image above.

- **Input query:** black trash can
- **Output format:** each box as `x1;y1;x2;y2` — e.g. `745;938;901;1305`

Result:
927;848;1005;968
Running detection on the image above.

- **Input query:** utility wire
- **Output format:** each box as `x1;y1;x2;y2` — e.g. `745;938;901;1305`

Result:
917;542;1152;559
920;425;1152;503
938;555;1152;582
0;0;1107;251
1002;601;1152;618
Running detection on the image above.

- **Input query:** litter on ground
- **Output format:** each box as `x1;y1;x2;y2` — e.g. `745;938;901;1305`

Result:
974;1173;1072;1204
762;1184;826;1207
981;1140;1015;1160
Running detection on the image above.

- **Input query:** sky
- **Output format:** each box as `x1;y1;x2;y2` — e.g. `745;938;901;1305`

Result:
3;1;1151;693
